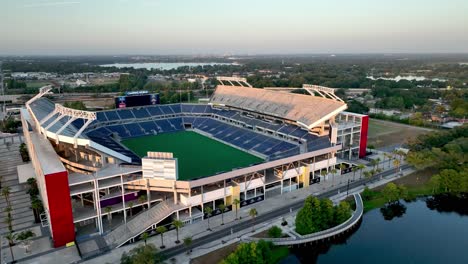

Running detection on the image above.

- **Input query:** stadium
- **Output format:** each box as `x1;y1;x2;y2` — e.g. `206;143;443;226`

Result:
20;78;368;249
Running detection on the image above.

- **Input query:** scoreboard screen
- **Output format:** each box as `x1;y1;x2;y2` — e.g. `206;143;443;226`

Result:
115;92;160;108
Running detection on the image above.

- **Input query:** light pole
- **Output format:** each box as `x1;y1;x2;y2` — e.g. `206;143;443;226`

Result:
346;178;350;197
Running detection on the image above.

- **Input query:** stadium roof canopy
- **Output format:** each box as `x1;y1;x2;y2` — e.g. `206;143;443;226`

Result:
210;85;347;129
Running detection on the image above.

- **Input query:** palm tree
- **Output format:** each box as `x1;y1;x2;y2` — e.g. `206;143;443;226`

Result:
357;164;366;180
31;198;43;223
104;206;112;228
233;199;240;220
204;206;213;231
339;164;346;183
172;219;183;243
330;169;337;186
2;186;11;207
370;159;379;172
183;236;193;254
249;208;258;233
218;203;226;225
128;201;134;217
384;153;392;168
393;159;401;174
138;195;147;210
5;232;16;263
4;208;13;232
156;226;167;249
140;232;149;246
375;158;381;170
352;166;358;182
320;170;328;181
363;171;371;180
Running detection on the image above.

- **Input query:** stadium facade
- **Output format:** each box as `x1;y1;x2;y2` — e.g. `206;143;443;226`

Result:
21;80;368;248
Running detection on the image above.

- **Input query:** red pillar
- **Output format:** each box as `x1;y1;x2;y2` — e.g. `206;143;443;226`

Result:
44;171;75;247
359;116;369;158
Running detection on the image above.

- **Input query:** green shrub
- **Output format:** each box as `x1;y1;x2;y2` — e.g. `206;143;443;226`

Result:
267;226;282;238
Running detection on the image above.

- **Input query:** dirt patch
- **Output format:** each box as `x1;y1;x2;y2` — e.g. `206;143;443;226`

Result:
252;229;270;238
190;242;239;264
368;119;432;148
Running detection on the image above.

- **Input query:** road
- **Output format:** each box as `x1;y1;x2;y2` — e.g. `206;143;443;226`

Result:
162;164;411;258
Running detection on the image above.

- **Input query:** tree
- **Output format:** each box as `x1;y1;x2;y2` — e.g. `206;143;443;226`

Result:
352;166;358;182
2;186;11;207
339;164;347;181
320;170;328;181
233;198;240;220
16;230;36;254
138;195;147;210
375;158;381;170
218;203;226;225
5;232;16;263
221;241;277;264
183;236;193;255
128;201;134;217
370;159;379;172
172;219;183;243
249;208;258;232
120;244;163;264
204;206;213;231
295;196;314;235
320;199;335;230
393;158;401;174
334;201;351;224
331;169;337;186
382;183;400;204
358;164;366;180
363;171;371;180
140;232;149;246
31;197;43;223
105;206;112;227
155;226;167;249
267;226;282;238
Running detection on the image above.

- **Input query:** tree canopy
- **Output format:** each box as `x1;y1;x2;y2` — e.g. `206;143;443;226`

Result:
295;197;352;235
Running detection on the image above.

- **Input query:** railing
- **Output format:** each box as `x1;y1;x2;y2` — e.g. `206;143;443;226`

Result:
245;193;363;245
104;199;185;248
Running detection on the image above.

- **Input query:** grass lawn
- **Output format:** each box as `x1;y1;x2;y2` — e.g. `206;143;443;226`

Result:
362;168;436;212
26;81;51;88
122;131;264;181
368;119;400;138
367;119;432;148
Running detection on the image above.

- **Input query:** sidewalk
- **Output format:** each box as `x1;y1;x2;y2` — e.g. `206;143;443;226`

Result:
83;159;410;264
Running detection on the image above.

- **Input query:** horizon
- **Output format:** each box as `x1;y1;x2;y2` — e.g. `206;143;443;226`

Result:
2;0;468;55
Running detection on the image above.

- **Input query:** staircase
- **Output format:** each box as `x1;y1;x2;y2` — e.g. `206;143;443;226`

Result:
104;199;184;248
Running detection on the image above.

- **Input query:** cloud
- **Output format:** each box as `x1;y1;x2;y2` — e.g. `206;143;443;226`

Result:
23;1;81;8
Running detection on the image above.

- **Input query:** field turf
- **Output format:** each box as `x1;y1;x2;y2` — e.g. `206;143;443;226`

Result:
121;131;264;181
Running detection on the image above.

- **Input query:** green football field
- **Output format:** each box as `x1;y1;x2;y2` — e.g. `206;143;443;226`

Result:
121;131;264;181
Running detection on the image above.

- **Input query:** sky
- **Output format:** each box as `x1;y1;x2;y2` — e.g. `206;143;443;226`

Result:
1;0;468;55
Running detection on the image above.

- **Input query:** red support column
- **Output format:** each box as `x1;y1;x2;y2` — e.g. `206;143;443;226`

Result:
359;116;369;158
44;171;75;247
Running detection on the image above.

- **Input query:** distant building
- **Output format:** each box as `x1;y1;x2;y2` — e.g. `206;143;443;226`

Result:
441;122;463;129
75;79;87;87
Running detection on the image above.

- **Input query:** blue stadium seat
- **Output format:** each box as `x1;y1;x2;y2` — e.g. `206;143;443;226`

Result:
104;111;120;121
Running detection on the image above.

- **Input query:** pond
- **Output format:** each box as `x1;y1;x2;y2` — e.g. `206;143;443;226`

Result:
289;195;468;264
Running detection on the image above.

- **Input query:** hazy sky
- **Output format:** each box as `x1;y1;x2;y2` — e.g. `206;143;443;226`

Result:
1;0;468;55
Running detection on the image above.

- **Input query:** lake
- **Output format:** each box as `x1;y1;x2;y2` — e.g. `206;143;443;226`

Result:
289;195;468;264
366;75;447;82
99;62;236;70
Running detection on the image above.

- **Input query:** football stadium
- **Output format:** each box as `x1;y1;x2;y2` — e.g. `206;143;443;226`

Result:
20;77;368;249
